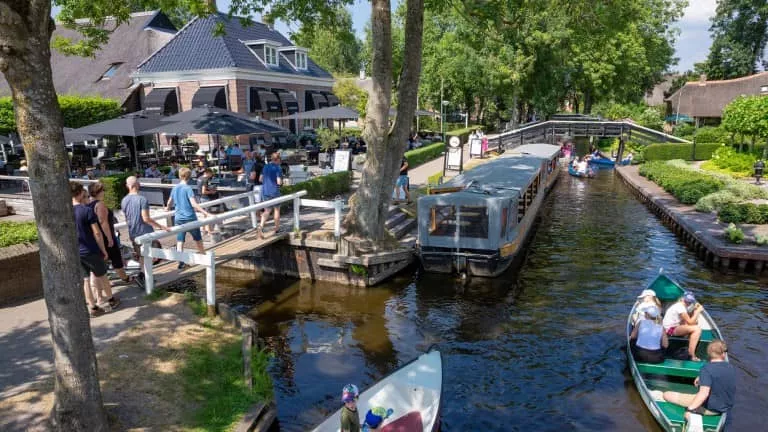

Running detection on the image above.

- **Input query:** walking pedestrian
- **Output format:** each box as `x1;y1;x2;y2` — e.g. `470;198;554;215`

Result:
121;176;169;272
393;156;411;204
257;152;283;238
166;167;210;268
87;181;134;284
71;182;119;317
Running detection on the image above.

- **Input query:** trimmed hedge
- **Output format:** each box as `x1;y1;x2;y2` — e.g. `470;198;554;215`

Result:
405;142;445;167
639;161;724;204
281;171;352;199
101;173;132;209
718;203;768;224
0;95;122;134
0;221;38;248
446;126;483;144
642;143;721;161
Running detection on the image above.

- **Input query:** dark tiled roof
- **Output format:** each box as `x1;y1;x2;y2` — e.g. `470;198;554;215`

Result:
665;72;768;118
138;13;332;79
0;11;177;104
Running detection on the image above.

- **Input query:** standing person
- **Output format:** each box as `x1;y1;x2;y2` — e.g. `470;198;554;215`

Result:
393;156;411;204
663;292;704;361
87;181;133;284
166;167;210;269
258;152;283;238
340;384;361;432
198;168;221;236
121;176;169;272
71;182;119;317
663;340;736;421
166;159;180;180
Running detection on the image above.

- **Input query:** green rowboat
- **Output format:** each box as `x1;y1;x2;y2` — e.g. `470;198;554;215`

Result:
626;272;728;432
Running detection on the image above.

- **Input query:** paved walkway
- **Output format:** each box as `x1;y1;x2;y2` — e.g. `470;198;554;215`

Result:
408;135;498;187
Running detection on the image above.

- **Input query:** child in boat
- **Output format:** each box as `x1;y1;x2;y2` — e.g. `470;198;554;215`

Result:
662;292;704;361
630;305;668;364
341;384;361;432
364;406;393;430
633;289;662;326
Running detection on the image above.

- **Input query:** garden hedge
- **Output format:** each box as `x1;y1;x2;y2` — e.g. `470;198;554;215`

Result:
0;221;38;248
405;142;445;167
718;203;768;224
100;173;132;209
446;126;483;144
639;161;724;204
642;142;721;161
281;171;352;199
0;95;122;134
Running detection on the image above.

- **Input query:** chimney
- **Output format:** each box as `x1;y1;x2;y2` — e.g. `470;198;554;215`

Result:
699;74;707;85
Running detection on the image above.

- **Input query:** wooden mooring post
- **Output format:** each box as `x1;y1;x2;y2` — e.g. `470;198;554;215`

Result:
242;321;255;392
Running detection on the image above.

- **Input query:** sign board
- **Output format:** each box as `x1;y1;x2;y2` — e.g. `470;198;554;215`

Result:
469;138;483;157
449;136;461;148
446;147;462;170
333;149;351;173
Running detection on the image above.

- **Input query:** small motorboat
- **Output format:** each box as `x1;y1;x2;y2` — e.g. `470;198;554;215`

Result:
626;272;728;432
588;155;616;168
568;164;594;178
312;349;443;432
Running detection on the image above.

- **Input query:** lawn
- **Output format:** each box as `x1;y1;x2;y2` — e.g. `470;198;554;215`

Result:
0;221;38;248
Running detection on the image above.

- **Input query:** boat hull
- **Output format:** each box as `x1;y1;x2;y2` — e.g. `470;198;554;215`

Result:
568;165;594;178
588;157;615;168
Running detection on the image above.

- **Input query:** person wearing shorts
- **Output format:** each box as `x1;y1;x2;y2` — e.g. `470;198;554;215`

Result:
72;182;119;317
258;152;283;238
663;292;704;361
166;167;210;269
393;156;411;204
88;181;133;284
121;176;170;275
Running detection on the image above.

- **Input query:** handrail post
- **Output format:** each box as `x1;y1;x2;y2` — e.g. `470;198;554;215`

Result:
334;198;343;238
293;195;301;232
247;189;258;229
142;241;154;295
205;251;216;317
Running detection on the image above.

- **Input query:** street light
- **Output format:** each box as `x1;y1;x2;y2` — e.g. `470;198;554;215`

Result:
440;100;449;141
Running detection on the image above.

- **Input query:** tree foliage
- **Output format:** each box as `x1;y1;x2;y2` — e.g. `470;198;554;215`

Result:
332;78;368;116
0;95;122;134
722;95;768;138
291;6;361;75
702;0;768;79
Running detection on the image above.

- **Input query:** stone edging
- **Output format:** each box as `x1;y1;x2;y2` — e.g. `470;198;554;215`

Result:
616;167;768;273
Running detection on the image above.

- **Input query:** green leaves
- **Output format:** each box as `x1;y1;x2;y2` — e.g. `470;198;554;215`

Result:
722;95;768;138
0;95;122;134
291;7;361;75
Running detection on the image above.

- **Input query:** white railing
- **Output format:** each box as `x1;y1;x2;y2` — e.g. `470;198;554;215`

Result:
134;190;346;313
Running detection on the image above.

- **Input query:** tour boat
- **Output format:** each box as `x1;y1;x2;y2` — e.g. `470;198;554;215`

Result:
312;349;443;432
417;143;561;277
568;164;594;178
626;272;728;432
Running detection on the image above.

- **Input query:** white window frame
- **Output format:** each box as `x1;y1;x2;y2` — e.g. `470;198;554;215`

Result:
295;52;308;70
265;46;278;66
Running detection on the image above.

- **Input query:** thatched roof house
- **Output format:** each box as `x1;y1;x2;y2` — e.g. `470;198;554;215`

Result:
665;72;768;122
0;11;177;112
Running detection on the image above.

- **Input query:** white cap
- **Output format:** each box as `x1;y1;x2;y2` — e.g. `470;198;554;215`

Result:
637;289;656;299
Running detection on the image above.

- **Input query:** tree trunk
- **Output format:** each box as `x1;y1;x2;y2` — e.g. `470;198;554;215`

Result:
763;137;768;161
0;3;108;430
583;90;593;114
343;0;424;242
572;94;579;114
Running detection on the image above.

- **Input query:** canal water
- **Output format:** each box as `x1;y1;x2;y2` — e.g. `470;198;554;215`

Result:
214;170;768;431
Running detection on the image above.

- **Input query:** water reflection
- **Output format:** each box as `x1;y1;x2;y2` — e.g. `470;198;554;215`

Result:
214;170;767;431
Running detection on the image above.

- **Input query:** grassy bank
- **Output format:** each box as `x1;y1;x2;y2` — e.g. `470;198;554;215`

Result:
0;221;38;248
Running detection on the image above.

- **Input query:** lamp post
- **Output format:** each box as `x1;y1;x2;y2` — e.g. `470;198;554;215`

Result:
440;100;449;141
755;160;765;185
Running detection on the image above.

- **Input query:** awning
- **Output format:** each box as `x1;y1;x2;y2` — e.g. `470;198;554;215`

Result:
307;91;329;110
191;86;227;109
274;89;299;113
258;90;282;112
322;92;340;106
143;87;179;115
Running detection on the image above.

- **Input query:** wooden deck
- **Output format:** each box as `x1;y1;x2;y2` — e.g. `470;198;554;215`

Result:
152;229;290;289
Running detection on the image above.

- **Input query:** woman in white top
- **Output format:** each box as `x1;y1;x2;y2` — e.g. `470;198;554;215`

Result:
662;292;703;361
631;305;668;363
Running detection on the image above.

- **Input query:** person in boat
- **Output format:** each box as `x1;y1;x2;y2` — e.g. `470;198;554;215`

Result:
630;305;668;364
364;406;393;430
633;289;662;325
663;340;736;422
341;384;361;432
662;291;704;361
577;157;589;174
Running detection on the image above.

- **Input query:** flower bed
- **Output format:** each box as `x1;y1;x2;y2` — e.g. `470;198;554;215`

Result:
639;161;724;204
700;145;757;178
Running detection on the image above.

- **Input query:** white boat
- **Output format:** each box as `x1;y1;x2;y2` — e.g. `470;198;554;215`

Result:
312;349;443;432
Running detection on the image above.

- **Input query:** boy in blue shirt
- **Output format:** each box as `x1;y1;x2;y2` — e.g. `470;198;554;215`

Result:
166;167;211;268
258;152;283;238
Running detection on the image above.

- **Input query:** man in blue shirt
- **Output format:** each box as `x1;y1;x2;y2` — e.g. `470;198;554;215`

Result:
166;167;211;268
258;152;283;238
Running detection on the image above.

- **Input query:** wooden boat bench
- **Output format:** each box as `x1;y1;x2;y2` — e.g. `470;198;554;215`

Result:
637;359;703;378
656;402;722;429
669;329;715;343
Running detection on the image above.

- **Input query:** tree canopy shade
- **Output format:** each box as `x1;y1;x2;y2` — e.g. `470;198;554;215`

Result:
702;0;768;80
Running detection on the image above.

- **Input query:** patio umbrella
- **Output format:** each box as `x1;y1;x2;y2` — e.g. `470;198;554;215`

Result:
63;128;100;144
159;106;287;134
144;112;276;136
275;105;359;121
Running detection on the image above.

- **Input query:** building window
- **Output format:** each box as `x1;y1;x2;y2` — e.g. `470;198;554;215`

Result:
761;85;768;94
99;62;123;81
265;46;278;66
303;119;312;130
295;52;307;70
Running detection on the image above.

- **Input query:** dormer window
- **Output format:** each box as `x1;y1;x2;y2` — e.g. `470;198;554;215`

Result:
295;52;308;70
265;46;278;66
99;62;123;81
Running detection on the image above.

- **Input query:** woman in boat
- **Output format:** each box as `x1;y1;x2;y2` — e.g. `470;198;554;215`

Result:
340;384;361;432
662;292;704;361
577;157;589;174
630;305;668;364
633;289;662;325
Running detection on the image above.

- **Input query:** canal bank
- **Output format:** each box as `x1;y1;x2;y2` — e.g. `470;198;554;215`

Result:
616;165;768;273
214;170;768;431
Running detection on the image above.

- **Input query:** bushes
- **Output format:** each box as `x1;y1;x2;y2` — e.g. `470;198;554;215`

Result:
446;126;482;143
724;223;745;244
405;142;445;167
643;143;721;161
718;203;768;224
281;171;352;199
0;95;122;134
706;145;757;177
693;126;730;144
0;221;38;248
100;173;132;209
639;161;725;204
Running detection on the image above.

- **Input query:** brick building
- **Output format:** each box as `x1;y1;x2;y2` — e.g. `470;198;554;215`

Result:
133;13;338;138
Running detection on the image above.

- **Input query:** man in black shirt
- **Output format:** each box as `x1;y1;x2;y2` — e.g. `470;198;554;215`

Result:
393;156;411;204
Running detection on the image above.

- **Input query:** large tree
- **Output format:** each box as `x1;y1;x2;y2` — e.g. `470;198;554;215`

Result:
703;0;768;79
291;7;361;75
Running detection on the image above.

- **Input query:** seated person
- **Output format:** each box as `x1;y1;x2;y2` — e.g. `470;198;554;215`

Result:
364;406;393;430
663;340;735;420
662;292;704;361
166;159;180;180
630;305;668;364
577;159;589;174
144;163;162;178
633;289;662;325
